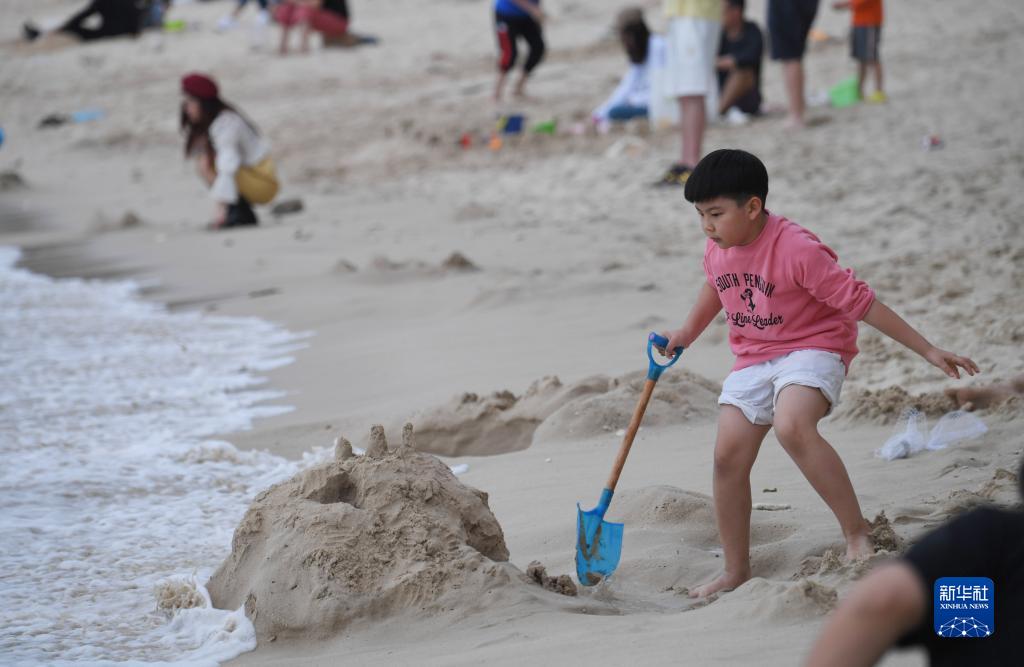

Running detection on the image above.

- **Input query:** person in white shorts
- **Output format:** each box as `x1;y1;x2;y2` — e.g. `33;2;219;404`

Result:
719;349;844;425
654;0;721;187
657;149;979;599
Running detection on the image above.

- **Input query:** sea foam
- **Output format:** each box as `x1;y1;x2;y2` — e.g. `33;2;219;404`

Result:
0;247;319;664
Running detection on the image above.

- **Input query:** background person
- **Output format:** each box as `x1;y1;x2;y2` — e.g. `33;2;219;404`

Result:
717;0;764;123
217;0;274;32
23;0;143;43
493;0;546;102
654;0;722;186
833;0;884;102
767;0;820;128
180;73;279;228
276;0;351;54
591;8;665;124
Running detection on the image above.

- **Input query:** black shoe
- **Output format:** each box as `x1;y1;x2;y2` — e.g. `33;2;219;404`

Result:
23;22;41;41
653;163;692;187
224;198;258;227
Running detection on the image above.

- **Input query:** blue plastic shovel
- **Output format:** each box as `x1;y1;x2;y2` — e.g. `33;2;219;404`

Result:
575;332;683;585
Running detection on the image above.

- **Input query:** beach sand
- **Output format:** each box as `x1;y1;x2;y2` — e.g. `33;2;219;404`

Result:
2;0;1023;664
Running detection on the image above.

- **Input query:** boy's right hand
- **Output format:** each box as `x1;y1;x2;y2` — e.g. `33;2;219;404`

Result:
656;329;689;358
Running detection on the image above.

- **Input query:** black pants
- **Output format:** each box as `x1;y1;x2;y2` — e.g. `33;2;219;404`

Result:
59;0;141;42
495;13;545;73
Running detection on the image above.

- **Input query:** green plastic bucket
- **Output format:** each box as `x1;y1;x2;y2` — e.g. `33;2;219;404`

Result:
829;76;860;108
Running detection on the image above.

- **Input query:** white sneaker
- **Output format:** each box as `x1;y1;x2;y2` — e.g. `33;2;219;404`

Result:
724;107;750;126
216;15;238;31
255;10;271;26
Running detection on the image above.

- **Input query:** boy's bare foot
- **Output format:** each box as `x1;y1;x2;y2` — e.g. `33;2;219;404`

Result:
845;531;873;561
688;570;750;598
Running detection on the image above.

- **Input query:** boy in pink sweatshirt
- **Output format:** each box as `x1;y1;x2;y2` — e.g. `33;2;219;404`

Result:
658;149;978;598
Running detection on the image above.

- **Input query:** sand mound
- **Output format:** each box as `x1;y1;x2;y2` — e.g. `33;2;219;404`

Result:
356;253;482;284
525;562;578;597
868;511;902;552
380;375;614;456
839;385;957;423
612;485;715;528
155;575;207;615
534;369;720;443
733;578;838;622
206;425;516;639
387;368;720;457
0;170;27;191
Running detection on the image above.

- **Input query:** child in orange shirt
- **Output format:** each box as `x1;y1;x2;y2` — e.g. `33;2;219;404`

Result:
833;0;884;102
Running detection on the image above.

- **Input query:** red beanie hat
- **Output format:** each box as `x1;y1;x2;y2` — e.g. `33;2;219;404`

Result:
181;73;219;100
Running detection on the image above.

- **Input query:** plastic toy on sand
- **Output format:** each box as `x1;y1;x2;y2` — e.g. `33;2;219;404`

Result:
532;119;557;135
496;114;525;135
575;332;683;585
828;76;860;108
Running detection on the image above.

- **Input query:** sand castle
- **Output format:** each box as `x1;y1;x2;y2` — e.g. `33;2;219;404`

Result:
206;424;520;639
207;424;583;640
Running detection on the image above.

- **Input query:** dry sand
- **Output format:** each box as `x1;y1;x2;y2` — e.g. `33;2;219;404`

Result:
3;0;1024;664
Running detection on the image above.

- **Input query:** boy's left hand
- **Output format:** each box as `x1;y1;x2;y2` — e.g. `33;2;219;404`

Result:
924;346;979;379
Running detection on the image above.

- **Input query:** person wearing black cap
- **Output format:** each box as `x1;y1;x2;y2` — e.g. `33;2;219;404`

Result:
180;73;279;229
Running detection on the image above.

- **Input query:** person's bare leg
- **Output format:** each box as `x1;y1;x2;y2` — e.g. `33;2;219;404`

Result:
512;70;530;97
872;61;884;95
678;95;706;167
493;70;509;103
944;374;1024;411
773;386;872;560
299;21;312;53
856;61;867;99
278;24;291;54
718;69;755;115
782;60;806;128
690;406;771;598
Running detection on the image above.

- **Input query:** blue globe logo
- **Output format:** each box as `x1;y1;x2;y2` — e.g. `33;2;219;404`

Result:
937;617;992;638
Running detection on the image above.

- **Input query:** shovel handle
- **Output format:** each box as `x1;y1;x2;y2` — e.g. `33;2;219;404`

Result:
605;378;656;492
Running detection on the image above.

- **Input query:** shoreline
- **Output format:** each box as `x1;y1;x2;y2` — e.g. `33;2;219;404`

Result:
4;0;1024;663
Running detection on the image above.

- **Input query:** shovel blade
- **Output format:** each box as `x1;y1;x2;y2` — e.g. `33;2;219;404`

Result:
575;504;624;586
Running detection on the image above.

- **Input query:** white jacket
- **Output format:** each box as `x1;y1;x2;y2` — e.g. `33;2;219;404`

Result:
209;110;270;203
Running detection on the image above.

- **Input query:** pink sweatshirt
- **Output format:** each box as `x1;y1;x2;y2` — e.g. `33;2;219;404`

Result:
703;212;875;372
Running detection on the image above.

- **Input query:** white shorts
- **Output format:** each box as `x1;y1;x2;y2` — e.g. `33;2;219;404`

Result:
664;17;721;98
718;350;846;426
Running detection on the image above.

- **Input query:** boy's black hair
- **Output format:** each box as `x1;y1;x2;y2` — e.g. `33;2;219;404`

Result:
683;148;768;207
726;0;745;11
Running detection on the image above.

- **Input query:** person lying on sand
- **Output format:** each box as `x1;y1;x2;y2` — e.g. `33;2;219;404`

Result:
22;0;161;44
804;455;1023;666
945;374;1024;412
656;149;978;598
179;73;280;228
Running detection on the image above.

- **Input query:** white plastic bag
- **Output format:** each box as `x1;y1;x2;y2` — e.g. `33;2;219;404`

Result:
876;409;928;460
875;409;987;461
926;410;989;451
